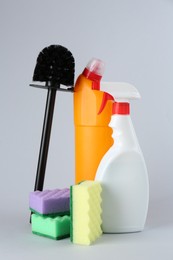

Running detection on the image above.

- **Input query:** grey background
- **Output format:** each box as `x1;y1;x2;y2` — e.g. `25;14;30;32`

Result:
0;0;173;259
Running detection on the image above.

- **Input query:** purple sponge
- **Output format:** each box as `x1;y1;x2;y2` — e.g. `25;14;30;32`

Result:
29;188;70;215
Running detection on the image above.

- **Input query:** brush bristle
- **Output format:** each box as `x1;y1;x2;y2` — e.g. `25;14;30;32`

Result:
33;45;75;87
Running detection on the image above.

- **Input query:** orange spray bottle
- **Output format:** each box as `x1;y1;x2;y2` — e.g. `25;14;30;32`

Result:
74;58;114;183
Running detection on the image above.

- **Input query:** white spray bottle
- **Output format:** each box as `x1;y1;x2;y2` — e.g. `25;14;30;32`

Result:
95;82;149;233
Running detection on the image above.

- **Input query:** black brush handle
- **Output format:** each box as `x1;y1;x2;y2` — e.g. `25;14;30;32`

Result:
34;87;57;191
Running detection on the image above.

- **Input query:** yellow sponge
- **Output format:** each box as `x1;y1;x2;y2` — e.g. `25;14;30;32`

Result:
70;181;102;245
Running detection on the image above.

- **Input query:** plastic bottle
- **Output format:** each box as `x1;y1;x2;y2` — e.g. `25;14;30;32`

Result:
95;82;149;233
74;59;114;183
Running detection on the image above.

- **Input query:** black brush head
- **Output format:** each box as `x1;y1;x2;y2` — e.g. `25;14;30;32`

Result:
33;45;75;87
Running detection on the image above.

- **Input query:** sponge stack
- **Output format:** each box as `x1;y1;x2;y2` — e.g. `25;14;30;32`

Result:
29;188;70;240
70;181;102;245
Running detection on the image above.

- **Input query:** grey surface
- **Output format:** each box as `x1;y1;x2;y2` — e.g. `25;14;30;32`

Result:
0;0;173;259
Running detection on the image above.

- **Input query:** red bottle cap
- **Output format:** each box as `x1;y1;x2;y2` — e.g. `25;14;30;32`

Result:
83;68;102;83
82;59;105;90
112;102;130;115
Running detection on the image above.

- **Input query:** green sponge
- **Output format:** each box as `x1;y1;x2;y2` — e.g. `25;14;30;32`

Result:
31;214;70;240
70;180;102;245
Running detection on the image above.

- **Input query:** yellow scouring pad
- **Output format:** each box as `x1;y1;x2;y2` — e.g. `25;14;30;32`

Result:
70;180;102;245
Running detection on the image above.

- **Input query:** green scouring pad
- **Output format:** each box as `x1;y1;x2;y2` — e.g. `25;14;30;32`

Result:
31;214;70;240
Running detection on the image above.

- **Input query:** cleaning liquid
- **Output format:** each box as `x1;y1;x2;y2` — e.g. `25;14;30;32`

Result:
74;59;114;183
95;82;149;233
